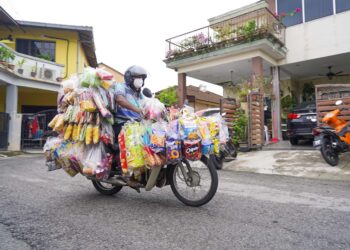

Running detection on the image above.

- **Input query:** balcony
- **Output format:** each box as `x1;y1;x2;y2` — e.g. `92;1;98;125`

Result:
164;8;286;66
0;42;64;86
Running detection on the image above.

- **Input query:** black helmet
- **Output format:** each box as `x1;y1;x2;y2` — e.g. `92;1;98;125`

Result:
124;65;147;85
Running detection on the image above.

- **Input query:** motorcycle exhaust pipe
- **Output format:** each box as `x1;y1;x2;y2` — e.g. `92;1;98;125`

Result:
87;176;127;186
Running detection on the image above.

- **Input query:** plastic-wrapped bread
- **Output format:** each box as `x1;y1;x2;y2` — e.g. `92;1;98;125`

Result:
85;125;93;145
48;114;59;128
92;125;100;144
64;124;73;140
53;114;65;132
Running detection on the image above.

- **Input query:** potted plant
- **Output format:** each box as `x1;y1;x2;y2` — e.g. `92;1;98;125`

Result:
31;65;37;77
232;109;249;152
17;58;25;74
0;46;15;68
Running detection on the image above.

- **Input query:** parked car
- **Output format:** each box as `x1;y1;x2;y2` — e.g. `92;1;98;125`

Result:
287;101;317;145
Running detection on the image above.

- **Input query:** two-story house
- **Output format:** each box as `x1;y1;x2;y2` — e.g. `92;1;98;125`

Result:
0;6;97;150
164;0;350;148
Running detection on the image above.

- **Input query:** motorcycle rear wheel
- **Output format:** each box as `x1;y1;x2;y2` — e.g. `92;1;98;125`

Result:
169;155;218;207
320;138;339;166
92;180;123;195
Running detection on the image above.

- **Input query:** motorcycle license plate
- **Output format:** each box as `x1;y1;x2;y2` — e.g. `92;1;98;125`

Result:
313;139;321;147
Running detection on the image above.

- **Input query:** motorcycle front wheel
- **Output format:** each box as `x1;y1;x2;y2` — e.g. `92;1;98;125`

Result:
320;137;339;166
169;155;218;207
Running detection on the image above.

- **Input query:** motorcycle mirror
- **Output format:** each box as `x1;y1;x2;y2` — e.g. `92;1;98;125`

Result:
335;100;343;106
142;88;153;98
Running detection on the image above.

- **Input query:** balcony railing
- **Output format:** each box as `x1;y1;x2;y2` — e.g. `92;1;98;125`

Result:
165;8;285;60
0;42;64;83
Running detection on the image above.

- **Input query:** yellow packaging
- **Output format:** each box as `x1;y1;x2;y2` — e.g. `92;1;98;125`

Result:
92;125;100;144
101;80;112;90
48;114;59;128
53;115;65;132
85;125;93;145
64;124;73;141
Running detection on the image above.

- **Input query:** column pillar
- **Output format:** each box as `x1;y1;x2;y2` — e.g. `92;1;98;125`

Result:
252;56;264;87
6;84;21;151
271;66;282;140
177;73;186;107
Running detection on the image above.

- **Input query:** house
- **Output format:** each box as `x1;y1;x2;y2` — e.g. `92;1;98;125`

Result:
0;6;97;150
157;85;222;111
98;62;124;83
164;0;350;147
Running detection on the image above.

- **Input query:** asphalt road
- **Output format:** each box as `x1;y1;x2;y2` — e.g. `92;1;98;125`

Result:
1;155;350;250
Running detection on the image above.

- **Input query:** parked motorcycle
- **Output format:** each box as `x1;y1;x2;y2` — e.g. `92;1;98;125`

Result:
313;100;350;166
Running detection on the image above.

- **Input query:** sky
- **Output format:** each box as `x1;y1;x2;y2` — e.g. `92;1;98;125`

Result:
2;0;257;95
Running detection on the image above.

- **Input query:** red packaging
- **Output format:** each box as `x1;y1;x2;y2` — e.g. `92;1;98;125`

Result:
184;139;202;161
118;131;128;174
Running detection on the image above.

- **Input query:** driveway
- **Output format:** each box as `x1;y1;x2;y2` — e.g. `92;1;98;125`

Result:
225;149;350;181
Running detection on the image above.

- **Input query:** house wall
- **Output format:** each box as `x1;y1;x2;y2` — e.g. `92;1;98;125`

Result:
0;26;89;79
18;87;57;113
77;43;89;73
282;11;350;65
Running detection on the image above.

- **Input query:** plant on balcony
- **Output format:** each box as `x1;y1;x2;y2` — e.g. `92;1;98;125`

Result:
17;58;25;74
31;65;37;77
237;20;257;42
166;48;181;59
180;32;210;51
0;46;15;68
214;24;233;42
273;7;302;22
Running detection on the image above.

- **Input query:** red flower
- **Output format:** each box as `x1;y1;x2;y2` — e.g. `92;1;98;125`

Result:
295;7;302;13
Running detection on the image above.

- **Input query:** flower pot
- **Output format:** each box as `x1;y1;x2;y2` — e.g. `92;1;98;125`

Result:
31;72;37;77
238;142;250;152
56;77;63;82
17;68;24;74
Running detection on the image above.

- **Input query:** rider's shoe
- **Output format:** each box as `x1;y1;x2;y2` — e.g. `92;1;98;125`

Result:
127;179;141;193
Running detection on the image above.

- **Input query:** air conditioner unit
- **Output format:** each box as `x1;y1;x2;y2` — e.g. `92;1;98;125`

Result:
40;68;55;81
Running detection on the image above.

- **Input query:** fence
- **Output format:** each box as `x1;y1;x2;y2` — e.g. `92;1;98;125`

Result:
21;110;57;149
0;112;9;149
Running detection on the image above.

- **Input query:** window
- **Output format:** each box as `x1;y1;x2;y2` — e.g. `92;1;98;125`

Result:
277;0;303;27
336;0;350;13
16;39;56;61
304;0;333;22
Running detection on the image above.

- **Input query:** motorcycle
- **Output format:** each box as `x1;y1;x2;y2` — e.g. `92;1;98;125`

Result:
89;89;218;207
313;100;350;166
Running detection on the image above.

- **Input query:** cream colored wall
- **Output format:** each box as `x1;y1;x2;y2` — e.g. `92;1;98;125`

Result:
281;11;350;65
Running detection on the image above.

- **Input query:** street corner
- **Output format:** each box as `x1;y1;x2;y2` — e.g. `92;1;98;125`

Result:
223;150;350;181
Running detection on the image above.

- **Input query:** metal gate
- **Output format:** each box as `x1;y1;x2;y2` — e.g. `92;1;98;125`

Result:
0;112;9;149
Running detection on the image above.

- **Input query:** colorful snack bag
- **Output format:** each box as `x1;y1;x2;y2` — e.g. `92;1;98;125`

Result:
118;128;128;174
184;139;202;161
166;139;181;162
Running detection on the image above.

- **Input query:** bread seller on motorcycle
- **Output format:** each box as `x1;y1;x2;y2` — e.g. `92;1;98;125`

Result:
113;65;148;191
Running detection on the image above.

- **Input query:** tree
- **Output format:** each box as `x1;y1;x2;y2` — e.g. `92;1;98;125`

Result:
157;86;178;106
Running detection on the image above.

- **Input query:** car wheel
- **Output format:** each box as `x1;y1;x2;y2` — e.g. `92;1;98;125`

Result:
290;137;298;145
